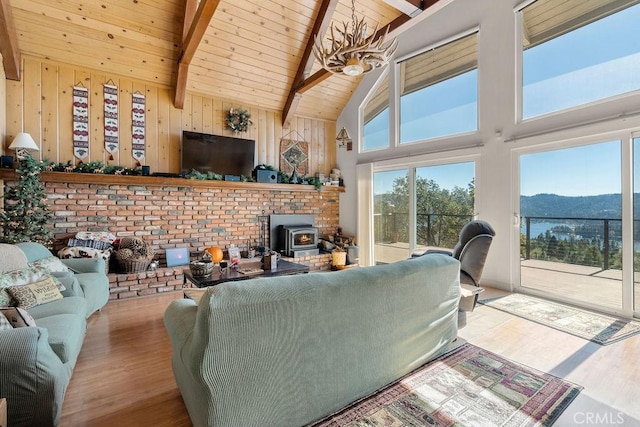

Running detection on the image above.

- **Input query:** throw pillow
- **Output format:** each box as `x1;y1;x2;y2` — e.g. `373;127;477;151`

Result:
0;307;37;327
75;231;116;243
31;256;71;274
0;311;13;330
7;277;64;309
57;246;112;261
67;238;113;251
0;267;65;306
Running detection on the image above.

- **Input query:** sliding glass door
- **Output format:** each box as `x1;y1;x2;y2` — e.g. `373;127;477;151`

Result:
373;169;410;264
519;141;623;311
373;161;475;265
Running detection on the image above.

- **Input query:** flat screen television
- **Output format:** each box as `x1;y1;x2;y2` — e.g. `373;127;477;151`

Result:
181;131;255;177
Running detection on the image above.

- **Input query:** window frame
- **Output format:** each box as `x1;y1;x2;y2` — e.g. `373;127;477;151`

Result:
516;0;640;123
395;27;480;145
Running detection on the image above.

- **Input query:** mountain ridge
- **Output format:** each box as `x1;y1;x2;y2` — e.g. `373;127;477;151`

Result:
520;193;625;218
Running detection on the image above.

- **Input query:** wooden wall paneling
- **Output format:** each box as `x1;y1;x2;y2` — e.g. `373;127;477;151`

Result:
144;85;159;170
211;97;224;135
202;96;213;135
182;94;193;132
58;65;76;164
0;61;5;152
5;79;22;148
40;62;59;163
265;110;275;168
23;57;42;159
221;100;232;137
155;87;172;174
89;72;107;164
273;111;283;169
248;106;257;142
119;79;135;168
191;94;203;132
169;93;182;173
257;109;267;166
311;118;320;177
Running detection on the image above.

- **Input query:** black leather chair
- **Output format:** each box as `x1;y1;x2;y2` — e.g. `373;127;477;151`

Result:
414;220;495;312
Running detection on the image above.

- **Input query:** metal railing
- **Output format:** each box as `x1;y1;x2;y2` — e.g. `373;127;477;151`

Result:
374;212;474;248
521;216;621;271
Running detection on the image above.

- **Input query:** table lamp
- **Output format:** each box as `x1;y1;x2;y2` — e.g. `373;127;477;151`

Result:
9;132;40;160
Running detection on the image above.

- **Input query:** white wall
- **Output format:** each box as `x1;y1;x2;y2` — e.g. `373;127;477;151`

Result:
337;0;640;290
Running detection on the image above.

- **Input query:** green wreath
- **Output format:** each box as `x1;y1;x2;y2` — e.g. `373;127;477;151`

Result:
225;108;253;133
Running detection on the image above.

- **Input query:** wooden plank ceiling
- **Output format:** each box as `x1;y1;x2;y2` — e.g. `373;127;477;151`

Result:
3;0;428;123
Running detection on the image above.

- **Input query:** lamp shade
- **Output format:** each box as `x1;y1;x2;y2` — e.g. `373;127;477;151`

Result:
9;133;39;151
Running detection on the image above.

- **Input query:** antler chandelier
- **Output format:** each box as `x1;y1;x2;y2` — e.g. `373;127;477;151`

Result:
313;0;398;76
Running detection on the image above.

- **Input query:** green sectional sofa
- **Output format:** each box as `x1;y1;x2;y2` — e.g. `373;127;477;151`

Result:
0;242;110;427
164;253;460;427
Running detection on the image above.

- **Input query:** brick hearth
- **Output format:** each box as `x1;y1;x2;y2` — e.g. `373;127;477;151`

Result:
0;171;342;299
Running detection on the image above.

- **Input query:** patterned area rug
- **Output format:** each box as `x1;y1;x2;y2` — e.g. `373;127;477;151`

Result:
479;293;640;345
312;343;581;427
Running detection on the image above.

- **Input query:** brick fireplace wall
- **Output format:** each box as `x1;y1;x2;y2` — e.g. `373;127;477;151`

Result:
1;172;342;299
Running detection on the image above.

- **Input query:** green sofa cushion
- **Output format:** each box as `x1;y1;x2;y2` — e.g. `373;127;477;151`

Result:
28;296;87;319
75;272;110;316
35;313;87;364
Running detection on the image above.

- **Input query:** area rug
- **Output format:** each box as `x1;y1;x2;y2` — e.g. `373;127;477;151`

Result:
312;343;581;427
478;293;640;345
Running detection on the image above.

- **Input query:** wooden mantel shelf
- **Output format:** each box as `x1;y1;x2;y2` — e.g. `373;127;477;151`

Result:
0;169;344;193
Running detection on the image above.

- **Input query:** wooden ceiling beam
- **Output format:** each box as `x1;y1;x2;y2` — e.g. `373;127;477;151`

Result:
383;0;424;17
290;0;442;113
294;13;412;100
0;0;21;80
174;0;220;109
282;0;340;127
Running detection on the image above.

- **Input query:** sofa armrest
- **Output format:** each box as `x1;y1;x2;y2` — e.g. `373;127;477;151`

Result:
163;299;198;354
0;327;69;426
61;258;106;274
51;272;83;297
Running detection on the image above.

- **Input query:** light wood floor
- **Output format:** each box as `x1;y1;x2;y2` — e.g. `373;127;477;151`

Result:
61;289;640;426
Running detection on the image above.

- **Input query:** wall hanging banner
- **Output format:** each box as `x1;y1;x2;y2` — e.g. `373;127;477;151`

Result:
132;92;146;163
72;85;89;160
103;83;119;158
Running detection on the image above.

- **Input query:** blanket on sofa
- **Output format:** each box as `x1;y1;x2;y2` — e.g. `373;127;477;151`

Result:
0;244;28;273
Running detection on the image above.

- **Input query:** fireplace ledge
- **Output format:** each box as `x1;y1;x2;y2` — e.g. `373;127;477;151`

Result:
0;169;345;193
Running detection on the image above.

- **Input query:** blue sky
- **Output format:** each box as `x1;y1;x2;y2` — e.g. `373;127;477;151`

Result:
520;141;621;197
371;2;640;198
374;162;474;196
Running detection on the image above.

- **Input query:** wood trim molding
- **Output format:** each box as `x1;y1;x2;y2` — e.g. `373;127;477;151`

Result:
174;0;220;109
0;0;20;80
0;169;344;192
282;0;339;127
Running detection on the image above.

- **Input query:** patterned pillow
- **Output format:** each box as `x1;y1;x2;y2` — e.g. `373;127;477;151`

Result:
67;238;112;251
0;307;37;327
57;246;112;261
0;311;12;331
7;277;64;309
31;256;71;274
0;267;65;306
75;231;116;244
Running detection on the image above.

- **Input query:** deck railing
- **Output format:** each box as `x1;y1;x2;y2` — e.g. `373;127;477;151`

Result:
521;216;622;271
373;212;473;248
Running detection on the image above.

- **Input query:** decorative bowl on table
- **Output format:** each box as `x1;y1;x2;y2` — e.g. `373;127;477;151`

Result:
190;259;214;277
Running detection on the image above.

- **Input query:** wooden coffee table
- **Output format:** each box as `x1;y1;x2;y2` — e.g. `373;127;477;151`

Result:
184;259;309;288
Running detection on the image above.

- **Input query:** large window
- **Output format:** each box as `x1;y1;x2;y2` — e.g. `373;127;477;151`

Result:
399;32;478;143
363;74;390;151
521;0;640;119
373;161;475;264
